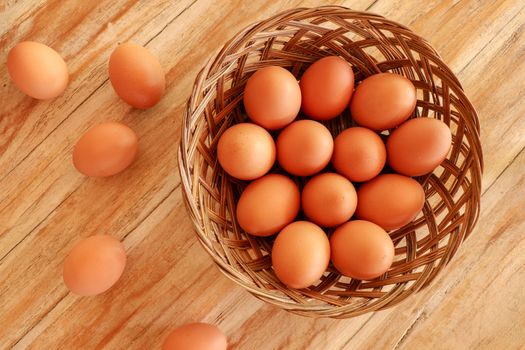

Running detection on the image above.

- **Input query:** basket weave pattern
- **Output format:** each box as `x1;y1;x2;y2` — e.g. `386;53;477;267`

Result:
178;6;483;318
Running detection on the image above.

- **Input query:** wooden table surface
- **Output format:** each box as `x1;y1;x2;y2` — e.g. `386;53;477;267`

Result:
1;0;524;349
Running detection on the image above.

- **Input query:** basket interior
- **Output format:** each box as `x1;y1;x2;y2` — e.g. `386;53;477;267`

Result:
180;7;482;317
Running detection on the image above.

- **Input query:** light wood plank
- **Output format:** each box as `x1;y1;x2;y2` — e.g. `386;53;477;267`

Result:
0;0;197;258
401;151;525;349
1;0;524;349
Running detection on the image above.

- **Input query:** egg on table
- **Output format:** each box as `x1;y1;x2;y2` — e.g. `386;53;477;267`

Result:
300;56;355;120
217;123;275;180
332;127;386;182
7;41;69;99
330;220;394;280
162;323;227;350
63;235;126;296
356;174;425;231
109;42;165;109
387;117;452;176
73;121;139;177
350;72;416;131
302;173;357;227
277;120;333;176
272;221;330;289
243;66;301;130
236;174;300;236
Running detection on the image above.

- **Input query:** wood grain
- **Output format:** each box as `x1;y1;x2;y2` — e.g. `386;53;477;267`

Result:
1;0;524;349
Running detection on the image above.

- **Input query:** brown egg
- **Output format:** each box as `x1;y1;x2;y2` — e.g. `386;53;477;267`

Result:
350;73;416;131
387;118;452;176
73;122;138;177
332;127;386;182
330;220;394;280
236;174;300;236
272;221;330;288
302;173;357;227
243;66;301;130
109;42;165;109
162;323;227;350
300;56;355;120
277;120;333;176
217;123;275;180
356;174;425;231
63;235;126;296
7;41;68;99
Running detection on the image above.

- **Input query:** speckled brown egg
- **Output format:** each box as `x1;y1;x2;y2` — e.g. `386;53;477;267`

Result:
272;221;330;289
356;174;425;231
387;117;452;176
300;56;355;120
243;66;301;130
109;42;165;109
7;41;69;99
350;73;416;131
162;323;227;350
302;173;357;227
277;120;333;176
330;220;394;280
73;122;138;177
63;235;126;296
217;123;275;180
236;174;300;236
332;127;386;182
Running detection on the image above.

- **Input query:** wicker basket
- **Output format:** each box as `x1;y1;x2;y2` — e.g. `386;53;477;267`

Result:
178;6;483;318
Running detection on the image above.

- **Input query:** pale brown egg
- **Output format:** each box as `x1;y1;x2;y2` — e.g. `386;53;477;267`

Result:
236;174;300;236
63;235;126;296
217;123;275;180
356;174;425;231
300;56;355;120
330;220;394;280
350;73;416;131
243;66;301;130
109;42;165;109
7;41;68;99
277;120;333;176
272;221;330;289
387;117;452;176
162;323;227;350
302;173;357;227
332;127;386;182
73;122;138;177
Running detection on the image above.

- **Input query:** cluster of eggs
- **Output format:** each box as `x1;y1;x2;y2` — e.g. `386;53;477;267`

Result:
7;41;227;349
218;56;452;288
7;41;164;178
7;41;165;292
